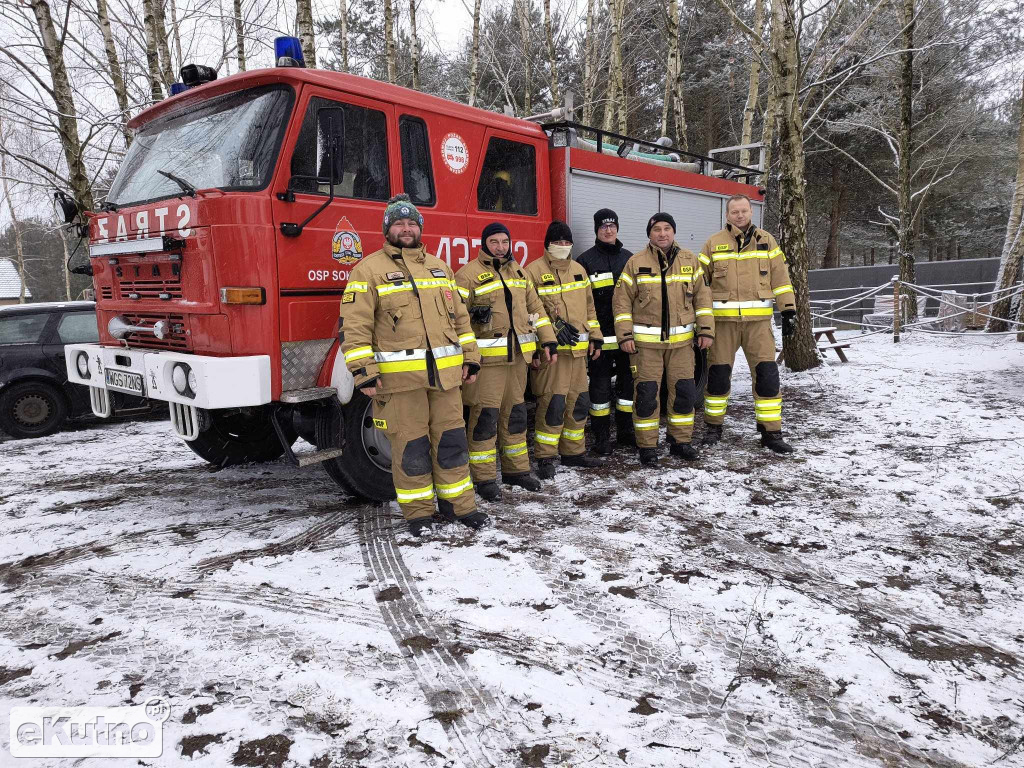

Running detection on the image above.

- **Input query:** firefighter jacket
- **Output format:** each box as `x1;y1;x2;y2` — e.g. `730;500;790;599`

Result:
454;252;557;366
576;239;633;350
698;225;796;321
613;242;714;348
340;243;480;394
524;251;603;357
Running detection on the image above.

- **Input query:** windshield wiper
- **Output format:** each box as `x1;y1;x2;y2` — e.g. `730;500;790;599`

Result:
157;169;197;197
99;200;119;212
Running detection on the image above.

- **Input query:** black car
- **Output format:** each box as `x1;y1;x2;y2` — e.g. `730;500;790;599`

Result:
0;302;149;439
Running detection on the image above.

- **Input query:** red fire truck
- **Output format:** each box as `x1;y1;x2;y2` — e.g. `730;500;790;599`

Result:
63;43;764;501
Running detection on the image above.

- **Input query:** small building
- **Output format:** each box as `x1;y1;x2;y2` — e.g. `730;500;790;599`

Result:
0;258;31;306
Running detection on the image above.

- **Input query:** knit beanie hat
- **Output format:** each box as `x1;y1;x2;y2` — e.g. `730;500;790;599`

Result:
544;220;573;248
382;193;424;234
646;212;676;236
594;208;619;233
480;222;512;256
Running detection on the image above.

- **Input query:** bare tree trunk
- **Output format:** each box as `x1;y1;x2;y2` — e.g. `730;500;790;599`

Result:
582;0;595;124
142;0;165;101
339;0;349;71
409;0;421;89
154;0;176;87
220;0;231;75
58;225;72;300
605;0;625;133
168;0;184;66
897;0;917;321
661;0;678;137
772;0;817;371
761;77;778;183
516;0;533;114
0;119;28;303
989;76;1024;332
30;0;95;213
823;161;845;269
670;0;686;151
233;0;246;71
95;0;131;147
543;0;560;104
739;0;766;168
383;0;396;83
614;0;627;135
468;0;482;105
295;0;317;67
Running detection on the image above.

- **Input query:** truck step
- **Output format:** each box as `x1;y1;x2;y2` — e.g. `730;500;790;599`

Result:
280;387;337;403
295;447;346;467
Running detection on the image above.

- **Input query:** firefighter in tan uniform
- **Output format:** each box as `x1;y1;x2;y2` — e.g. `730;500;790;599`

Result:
340;194;485;535
699;194;796;453
456;222;558;501
525;221;605;479
613;212;715;465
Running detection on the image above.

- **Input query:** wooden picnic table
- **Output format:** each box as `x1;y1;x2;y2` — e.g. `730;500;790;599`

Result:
776;326;850;363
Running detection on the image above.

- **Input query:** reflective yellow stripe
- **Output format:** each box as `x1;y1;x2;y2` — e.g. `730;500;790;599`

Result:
773;284;794;296
414;278;451;290
590;277;614;289
696;266;705;280
617;273;634;286
377;282;414;295
615;399;633;412
754;399;782;408
614;313;633;323
695;308;713;317
769;247;784;259
379;359;427;373
458;332;477;345
503;441;528;456
704;396;729;405
588;319;601;328
480;345;512;357
668;413;694;425
469;449;497;463
475;281;503;296
435;353;465;370
556;340;589;351
756;412;782;422
534;430;561;445
562;428;584;441
711;252;765;261
535;279;589;296
457;286;470;299
713;307;773;317
589;402;612;417
698;253;711;265
345;281;368;293
436;476;473;499
505;279;528;289
396;484;435;503
535;317;551;328
520;341;537;354
344;346;374;362
633;419;659;430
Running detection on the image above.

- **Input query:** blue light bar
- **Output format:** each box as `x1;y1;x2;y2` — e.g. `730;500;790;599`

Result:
275;37;305;68
170;82;188;95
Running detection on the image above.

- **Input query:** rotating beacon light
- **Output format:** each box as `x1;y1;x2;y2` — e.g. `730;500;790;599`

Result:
275;37;305;68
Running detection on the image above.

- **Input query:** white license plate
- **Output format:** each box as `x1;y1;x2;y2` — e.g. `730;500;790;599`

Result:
105;367;145;396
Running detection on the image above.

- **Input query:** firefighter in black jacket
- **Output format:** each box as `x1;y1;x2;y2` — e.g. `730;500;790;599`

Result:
576;209;634;454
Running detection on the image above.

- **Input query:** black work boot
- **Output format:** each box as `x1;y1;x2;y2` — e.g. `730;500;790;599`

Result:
407;517;434;537
561;453;604;468
458;511;491;530
436;499;458;523
639;447;660;466
591;416;613;456
670;442;700;461
537;458;558;480
702;423;723;447
615;411;636;447
475;480;502;502
761;430;794;454
502;472;542;491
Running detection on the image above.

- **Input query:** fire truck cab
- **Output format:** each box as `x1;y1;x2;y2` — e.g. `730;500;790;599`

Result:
64;49;763;501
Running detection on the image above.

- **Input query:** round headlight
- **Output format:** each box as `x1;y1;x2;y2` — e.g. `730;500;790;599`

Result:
187;369;198;393
76;351;90;378
171;363;189;394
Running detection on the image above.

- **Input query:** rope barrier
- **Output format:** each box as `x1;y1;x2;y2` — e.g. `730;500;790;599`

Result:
899;280;1024;327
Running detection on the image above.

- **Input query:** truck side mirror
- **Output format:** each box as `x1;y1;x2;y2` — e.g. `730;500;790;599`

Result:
280;106;346;237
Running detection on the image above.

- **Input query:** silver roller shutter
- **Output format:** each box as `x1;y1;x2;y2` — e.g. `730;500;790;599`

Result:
659;188;725;253
568;170;660;256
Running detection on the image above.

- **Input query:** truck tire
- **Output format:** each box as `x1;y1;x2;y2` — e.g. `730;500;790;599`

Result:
184;405;294;467
0;380;68;439
318;391;395;502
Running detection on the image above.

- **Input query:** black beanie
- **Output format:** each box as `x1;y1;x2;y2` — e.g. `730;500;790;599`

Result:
594;208;619;233
646;212;676;236
480;222;511;256
544;220;573;248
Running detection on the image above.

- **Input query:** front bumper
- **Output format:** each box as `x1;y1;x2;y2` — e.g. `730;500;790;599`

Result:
64;344;272;411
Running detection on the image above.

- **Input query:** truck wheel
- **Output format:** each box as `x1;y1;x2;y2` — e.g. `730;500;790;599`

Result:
0;381;68;439
184;405;294;467
318;391;395;502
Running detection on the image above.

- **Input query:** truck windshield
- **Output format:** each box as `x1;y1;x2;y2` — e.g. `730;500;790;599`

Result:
107;85;294;207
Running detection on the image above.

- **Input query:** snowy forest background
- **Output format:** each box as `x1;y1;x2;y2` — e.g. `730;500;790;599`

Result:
0;0;1022;307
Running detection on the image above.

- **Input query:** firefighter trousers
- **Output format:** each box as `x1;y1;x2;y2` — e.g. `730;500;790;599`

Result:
587;349;634;440
462;359;531;483
703;320;782;432
530;354;589;459
631;344;697;448
372;386;476;521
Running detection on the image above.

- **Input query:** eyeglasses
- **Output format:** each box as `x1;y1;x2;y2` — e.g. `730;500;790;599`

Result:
598;223;617;230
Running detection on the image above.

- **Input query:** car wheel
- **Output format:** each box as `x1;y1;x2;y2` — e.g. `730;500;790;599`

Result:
0;381;69;439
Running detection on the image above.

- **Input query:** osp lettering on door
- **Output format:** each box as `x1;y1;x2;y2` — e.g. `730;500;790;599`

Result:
95;203;193;242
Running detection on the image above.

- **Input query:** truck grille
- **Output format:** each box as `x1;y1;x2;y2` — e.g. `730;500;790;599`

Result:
120;312;190;351
115;273;183;301
100;286;113;300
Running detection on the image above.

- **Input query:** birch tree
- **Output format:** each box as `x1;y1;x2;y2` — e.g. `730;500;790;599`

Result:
95;0;131;146
0;111;27;303
543;0;560;104
896;0;917;319
233;0;246;71
296;0;317;67
143;0;165;101
988;75;1024;332
384;0;396;83
738;0;766;168
339;0;349;71
515;0;533;114
582;0;595;124
409;0;421;89
469;0;483;105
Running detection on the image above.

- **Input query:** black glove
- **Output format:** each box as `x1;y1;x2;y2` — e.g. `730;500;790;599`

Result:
590;338;603;349
469;305;492;325
780;310;797;338
552;317;580;347
465;362;480;376
542;341;558;357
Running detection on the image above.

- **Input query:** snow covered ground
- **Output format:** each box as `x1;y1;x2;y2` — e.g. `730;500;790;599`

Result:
1;332;1022;767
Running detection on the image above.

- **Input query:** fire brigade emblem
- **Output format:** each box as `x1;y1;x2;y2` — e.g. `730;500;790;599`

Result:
441;133;469;174
331;216;363;265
